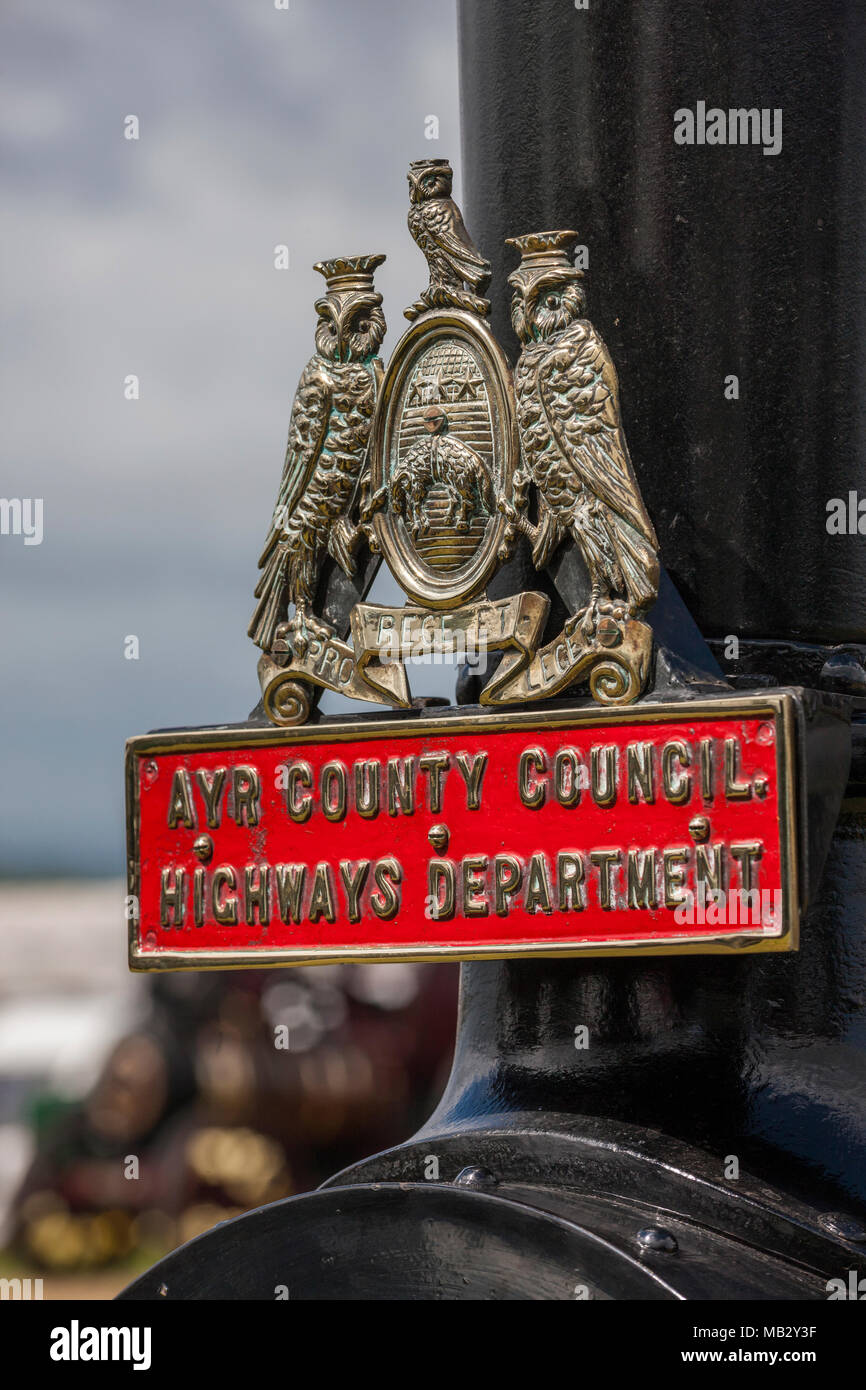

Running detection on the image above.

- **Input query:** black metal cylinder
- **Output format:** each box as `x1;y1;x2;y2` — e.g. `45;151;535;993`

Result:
458;0;866;645
452;0;866;1212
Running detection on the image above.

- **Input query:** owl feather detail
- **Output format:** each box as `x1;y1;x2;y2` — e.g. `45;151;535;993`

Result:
248;255;386;655
507;231;659;640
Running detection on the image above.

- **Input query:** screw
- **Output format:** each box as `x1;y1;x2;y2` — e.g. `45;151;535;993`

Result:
428;824;450;853
688;815;711;844
193;834;214;863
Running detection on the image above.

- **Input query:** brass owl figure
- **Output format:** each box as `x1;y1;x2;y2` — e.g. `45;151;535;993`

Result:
248;254;386;656
505;231;659;642
405;159;491;320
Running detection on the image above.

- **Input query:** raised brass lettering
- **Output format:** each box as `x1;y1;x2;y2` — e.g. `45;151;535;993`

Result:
557;852;585;910
725;739;752;800
275;864;306;923
387;757;416;816
308;863;337;923
700;738;714;802
662;741;691;805
731;840;762;891
626;742;655;804
591;746;617;808
244;864;270;926
419;752;450;813
663;847;689;907
455;752;488;810
195;768;226;828
160;867;185;926
626;849;657;909
286;762;313;823
340;859;370;923
590;849;621;908
193;865;205;926
696;843;725;894
553;748;581;807
231;766;261;826
462;855;489;916
493;855;522;915
321;761;348;822
428;859;456;920
524;852;552;913
212;866;238;925
519;747;547;808
354;760;380;819
371;857;402;918
167;770;195;829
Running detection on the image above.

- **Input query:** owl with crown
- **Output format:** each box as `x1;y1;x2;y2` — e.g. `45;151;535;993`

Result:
504;230;659;644
248;254;387;657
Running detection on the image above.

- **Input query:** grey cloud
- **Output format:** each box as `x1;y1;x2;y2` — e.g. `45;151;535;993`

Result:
1;0;462;873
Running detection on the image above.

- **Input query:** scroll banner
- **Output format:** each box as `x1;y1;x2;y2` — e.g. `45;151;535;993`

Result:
482;617;655;707
351;592;550;704
259;636;407;715
261;596;653;715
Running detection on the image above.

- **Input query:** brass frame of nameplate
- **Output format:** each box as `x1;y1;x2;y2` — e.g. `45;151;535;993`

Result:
126;691;801;970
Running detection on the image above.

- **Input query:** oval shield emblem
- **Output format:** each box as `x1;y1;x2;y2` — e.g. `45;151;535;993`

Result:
369;310;518;607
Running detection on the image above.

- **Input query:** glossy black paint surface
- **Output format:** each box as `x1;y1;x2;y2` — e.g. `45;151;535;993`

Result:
458;0;866;645
117;1176;838;1301
450;0;866;1224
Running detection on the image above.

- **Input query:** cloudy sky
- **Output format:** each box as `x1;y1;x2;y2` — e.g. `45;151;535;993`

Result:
1;0;462;874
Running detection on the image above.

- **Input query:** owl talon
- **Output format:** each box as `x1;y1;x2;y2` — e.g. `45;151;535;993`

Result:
566;604;599;645
284;607;335;659
360;485;388;523
596;598;629;624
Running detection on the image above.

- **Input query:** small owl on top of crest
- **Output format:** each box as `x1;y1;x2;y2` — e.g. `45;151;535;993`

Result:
405;158;492;321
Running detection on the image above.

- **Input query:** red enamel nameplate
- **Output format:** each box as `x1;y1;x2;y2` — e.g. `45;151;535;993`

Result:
125;694;800;968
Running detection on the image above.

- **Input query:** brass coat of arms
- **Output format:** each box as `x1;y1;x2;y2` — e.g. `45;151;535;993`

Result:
251;160;659;726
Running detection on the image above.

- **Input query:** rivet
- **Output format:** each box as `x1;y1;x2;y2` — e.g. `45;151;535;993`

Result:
637;1226;678;1253
819;1213;866;1243
454;1166;498;1189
